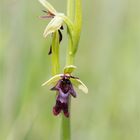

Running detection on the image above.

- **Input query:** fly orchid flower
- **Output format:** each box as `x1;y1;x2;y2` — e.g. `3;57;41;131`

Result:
42;65;88;118
39;0;66;55
39;0;74;55
39;0;73;39
39;0;64;38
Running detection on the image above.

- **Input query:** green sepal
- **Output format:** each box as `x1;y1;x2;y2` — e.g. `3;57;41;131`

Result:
71;78;88;94
64;65;76;74
43;15;64;38
38;0;57;14
42;74;63;86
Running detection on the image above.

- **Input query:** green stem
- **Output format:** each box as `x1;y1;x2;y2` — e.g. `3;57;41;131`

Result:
66;35;75;65
61;98;71;140
51;31;60;75
61;39;73;140
67;0;75;21
73;0;82;54
75;0;82;27
61;0;82;140
61;0;76;140
61;37;73;140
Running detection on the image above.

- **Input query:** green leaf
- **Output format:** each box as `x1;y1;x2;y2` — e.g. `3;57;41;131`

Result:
42;74;63;86
38;0;57;14
64;65;76;74
71;78;88;94
43;15;64;38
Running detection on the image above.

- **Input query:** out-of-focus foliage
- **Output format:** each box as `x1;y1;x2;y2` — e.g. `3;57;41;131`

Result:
0;0;140;140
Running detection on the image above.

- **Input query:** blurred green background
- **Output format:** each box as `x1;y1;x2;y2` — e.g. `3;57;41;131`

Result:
0;0;140;140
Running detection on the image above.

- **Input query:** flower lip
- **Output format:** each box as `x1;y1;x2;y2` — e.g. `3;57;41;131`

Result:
53;100;69;117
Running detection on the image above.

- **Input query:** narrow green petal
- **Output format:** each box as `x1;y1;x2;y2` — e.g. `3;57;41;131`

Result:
43;16;63;38
64;65;76;74
38;0;57;14
71;78;88;94
42;74;63;86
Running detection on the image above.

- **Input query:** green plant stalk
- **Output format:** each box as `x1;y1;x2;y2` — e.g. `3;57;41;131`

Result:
51;31;60;75
66;0;75;66
61;35;73;140
61;0;82;140
61;0;74;140
67;0;75;21
73;0;82;54
66;34;74;66
61;96;71;140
